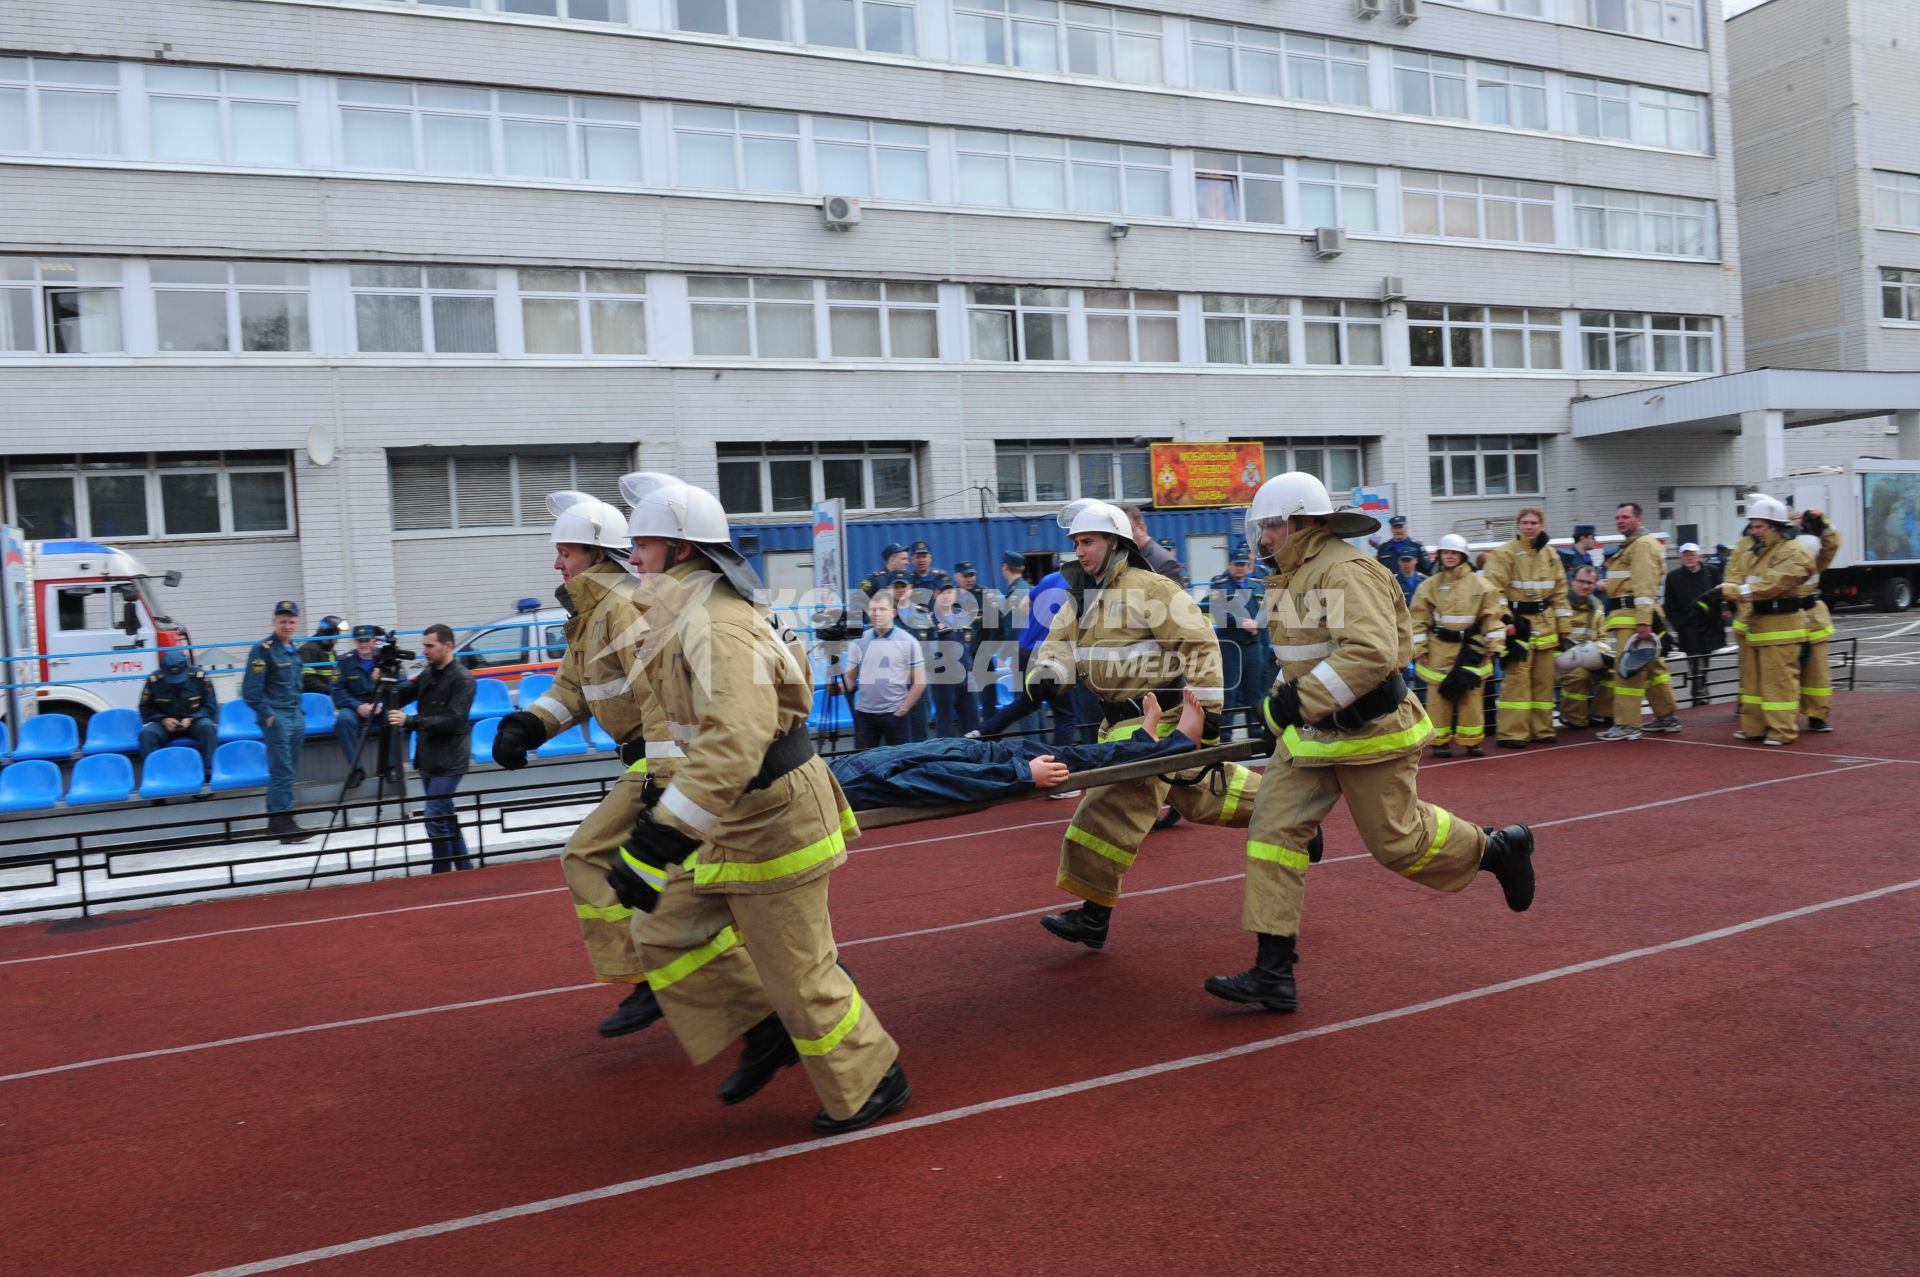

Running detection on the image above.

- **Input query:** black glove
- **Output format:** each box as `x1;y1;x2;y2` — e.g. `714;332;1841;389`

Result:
492;710;545;770
1509;613;1533;644
607;812;701;913
1600;653;1615;671
1200;710;1222;744
1026;666;1064;704
1437;663;1482;704
1557;635;1574;653
640;775;665;810
1801;511;1826;534
1263;682;1305;734
1659;632;1675;656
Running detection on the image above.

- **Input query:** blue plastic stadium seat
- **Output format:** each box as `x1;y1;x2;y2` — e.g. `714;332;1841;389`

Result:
516;673;555;707
303;692;339;736
808;688;853;736
587;719;616;753
217;701;264;743
534;725;590;758
12;713;79;761
471;716;501;765
0;718;9;760
210;740;270;792
470;679;513;720
80;707;142;756
138;746;206;800
66;753;135;806
0;759;63;812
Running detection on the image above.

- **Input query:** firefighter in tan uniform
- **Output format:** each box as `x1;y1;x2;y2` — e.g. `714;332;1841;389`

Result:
1410;532;1504;757
1023;499;1229;951
1205;474;1537;1013
1597;502;1682;741
1795;509;1841;733
609;473;908;1136
1555;563;1614;729
1481;506;1571;747
488;493;676;1040
1722;494;1816;746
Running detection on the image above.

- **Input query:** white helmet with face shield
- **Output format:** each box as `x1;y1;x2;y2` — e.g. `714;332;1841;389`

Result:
618;471;765;599
1245;472;1381;562
546;490;630;555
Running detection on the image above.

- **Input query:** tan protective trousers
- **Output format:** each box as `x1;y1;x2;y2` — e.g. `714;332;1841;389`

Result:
1495;643;1559;742
1057;718;1262;908
638;865;898;1121
1424;681;1486;747
1801;601;1834;722
562;762;652;984
1608;649;1677;724
1557;667;1614;727
1740;640;1802;743
1241;753;1486;936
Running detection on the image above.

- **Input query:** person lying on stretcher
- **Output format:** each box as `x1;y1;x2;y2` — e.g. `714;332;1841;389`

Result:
832;687;1209;810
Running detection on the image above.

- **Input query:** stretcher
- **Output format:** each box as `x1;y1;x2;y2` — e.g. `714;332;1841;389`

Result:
853;739;1265;830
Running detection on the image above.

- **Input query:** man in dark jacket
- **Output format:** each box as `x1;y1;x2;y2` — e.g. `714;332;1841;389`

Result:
388;622;476;872
297;615;345;696
1663;542;1726;705
1376;516;1430;574
137;648;219;764
332;624;386;788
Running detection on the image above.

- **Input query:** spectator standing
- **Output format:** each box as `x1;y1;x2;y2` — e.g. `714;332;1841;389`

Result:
389;622;476;872
1119;505;1188;587
1559;525;1601;580
241;600;314;843
953;560;996;719
1376;515;1430;574
298;615;345;696
1203;543;1267;742
928;583;981;737
137;647;218;765
1392;549;1427;606
1663;542;1726;705
905;539;952;600
856;542;910;607
842;594;926;749
332;623;385;788
972;566;1078;746
885;572;936;742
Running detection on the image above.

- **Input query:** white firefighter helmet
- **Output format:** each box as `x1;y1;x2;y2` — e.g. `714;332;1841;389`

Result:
1794;532;1822;557
1057;497;1131;539
1245;472;1380;554
1436;533;1469;555
1617;632;1659;678
617;471;764;599
1745;493;1792;525
1555;640;1608;674
546;491;629;553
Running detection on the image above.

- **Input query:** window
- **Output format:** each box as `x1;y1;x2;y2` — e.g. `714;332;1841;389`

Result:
717;442;916;514
954;130;1171;216
145;66;300;166
1203;295;1289;365
1587;0;1697;45
1201;296;1383;367
1281;34;1370;107
6;452;295;540
803;0;915;53
813;118;930;200
1474;62;1548;130
350;265;498;354
1873;171;1920;229
0;257;123;355
1190;23;1367;106
995;441;1148;504
499;0;631;20
150;260;312;353
1427;435;1542;498
1402;171;1554;244
1572;188;1710;256
955;0;1162;83
675;0;789;39
388;448;630;532
1578;311;1716;373
1193;152;1285;225
1301;299;1385;366
1260;440;1363;493
689;275;816;357
0;57;121;157
825;280;939;358
1084;290;1178;362
1393;51;1469;120
1297;161;1377;232
1884;268;1920;323
1567;77;1704;150
968;286;1068;361
1409;304;1562;370
518;268;648;355
338;80;643;184
672;106;800;191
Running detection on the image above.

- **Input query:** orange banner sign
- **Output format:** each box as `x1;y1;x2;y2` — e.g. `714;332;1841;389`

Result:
1150;443;1266;509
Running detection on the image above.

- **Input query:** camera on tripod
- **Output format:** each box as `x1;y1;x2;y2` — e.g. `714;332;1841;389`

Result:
368;627;416;675
811;607;860;644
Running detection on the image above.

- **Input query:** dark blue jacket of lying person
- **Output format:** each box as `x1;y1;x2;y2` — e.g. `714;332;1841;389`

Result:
832;732;1195;810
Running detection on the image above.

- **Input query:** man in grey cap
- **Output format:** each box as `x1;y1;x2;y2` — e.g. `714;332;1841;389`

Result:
1664;542;1725;705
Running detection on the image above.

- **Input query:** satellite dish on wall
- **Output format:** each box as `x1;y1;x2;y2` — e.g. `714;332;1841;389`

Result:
306;423;337;467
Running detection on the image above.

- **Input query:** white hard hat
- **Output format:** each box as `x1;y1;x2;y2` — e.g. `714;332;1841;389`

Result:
1745;493;1792;524
547;491;629;552
621;471;732;544
1617;633;1659;679
1245;472;1380;552
1436;533;1469;554
1794;533;1822;557
1555;640;1608;674
1057;498;1131;540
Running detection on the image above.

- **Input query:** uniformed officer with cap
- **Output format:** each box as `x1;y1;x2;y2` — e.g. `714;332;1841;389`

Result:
906;540;951;598
241;601;314;842
138;647;219;765
1203;543;1267;742
856;542;910;606
952;560;993;718
332;623;385;787
298;615;345;696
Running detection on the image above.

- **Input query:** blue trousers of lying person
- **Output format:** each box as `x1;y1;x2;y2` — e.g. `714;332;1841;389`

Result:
831;732;1195;810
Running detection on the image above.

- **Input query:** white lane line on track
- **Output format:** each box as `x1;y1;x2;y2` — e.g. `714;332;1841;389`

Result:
1648;737;1920;766
187;874;1920;1277
5;757;1881;1083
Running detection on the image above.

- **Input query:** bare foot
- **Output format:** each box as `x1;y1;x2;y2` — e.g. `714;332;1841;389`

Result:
1028;756;1071;788
1140;691;1163;738
1176;687;1206;745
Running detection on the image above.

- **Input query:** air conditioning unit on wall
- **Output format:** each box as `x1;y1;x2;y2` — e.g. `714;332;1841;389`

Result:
1393;0;1421;23
1355;0;1384;17
821;194;862;231
1312;227;1347;259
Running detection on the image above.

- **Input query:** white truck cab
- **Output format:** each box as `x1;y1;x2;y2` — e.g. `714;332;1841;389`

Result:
21;539;188;726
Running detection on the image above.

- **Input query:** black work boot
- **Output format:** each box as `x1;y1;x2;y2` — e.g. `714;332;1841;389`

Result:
1480;825;1536;913
812;1062;911;1136
1151;807;1181;831
1306;829;1324;864
267;813;315;844
1203;933;1298;1012
1040;901;1111;950
598;983;663;1038
718;1013;800;1105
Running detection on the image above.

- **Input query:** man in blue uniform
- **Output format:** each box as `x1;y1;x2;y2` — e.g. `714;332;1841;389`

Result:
137;648;219;764
1203;544;1267;743
1376;515;1429;574
241;600;314;842
1393;548;1427;605
332;623;385;789
905;539;952;601
856;542;910;606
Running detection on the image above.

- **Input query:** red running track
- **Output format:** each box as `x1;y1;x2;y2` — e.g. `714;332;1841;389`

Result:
2;694;1916;1276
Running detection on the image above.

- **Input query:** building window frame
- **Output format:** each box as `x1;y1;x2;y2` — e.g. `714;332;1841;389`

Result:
966;285;1070;362
1883;267;1920;323
1427;434;1544;499
5;451;297;541
994;440;1150;506
812;117;931;200
0;256;124;356
1578;310;1717;374
1572;187;1712;256
349;265;501;355
1296;161;1378;232
1192;151;1287;225
1874;171;1920;230
0;56;122;158
716;441;919;515
1259;440;1365;493
336;78;645;186
1409;303;1564;371
144;65;302;167
388;447;633;534
1083;289;1180;363
952;0;1163;84
516;268;649;356
954;129;1172;217
1402;170;1555;245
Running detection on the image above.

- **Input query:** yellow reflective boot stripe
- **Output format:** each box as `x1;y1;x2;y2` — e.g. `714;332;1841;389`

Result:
1399;806;1452;879
1496;700;1553;711
575;901;633;922
691;829;847;885
646;925;741;992
1215;765;1250;826
1066;823;1137;868
1247;840;1311;871
793;987;863;1057
1281;714;1433;758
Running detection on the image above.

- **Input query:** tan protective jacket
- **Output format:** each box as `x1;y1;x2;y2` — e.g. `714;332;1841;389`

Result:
1721;530;1815;647
1031;556;1224;712
1264;524;1427;768
524;559;676;774
1801;525;1842;641
1603;532;1665;633
1410;562;1505;681
641;561;855;895
1482;537;1571;643
1565;592;1607;644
